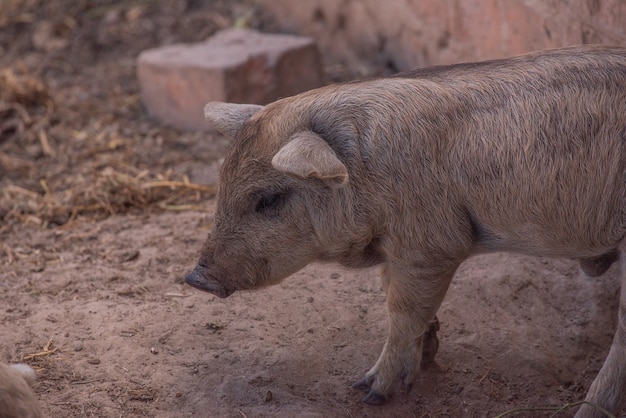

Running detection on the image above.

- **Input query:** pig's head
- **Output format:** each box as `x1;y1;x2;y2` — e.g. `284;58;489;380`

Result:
185;101;350;298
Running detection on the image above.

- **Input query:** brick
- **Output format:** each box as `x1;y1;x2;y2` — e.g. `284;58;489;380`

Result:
137;29;323;131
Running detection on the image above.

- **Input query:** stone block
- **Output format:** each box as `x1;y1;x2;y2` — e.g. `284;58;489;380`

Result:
137;29;323;131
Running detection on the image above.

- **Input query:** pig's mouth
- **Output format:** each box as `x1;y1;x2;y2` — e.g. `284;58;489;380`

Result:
185;264;234;298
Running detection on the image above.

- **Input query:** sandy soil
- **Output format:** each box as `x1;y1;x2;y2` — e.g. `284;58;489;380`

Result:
0;1;623;417
1;211;622;417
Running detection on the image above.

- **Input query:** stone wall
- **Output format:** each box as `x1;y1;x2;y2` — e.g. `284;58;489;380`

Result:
256;0;626;73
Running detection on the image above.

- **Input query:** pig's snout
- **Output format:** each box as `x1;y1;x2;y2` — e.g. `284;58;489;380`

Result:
185;264;233;298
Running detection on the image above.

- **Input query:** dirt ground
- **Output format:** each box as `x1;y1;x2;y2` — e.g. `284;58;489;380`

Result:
0;1;623;417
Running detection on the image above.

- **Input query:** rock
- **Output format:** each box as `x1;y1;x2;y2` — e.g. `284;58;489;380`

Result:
257;0;626;72
137;29;324;131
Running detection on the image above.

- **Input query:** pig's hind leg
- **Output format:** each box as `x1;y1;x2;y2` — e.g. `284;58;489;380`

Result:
575;244;626;417
353;262;456;404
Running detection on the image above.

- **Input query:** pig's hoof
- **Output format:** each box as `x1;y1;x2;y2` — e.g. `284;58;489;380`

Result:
362;390;387;405
352;376;374;393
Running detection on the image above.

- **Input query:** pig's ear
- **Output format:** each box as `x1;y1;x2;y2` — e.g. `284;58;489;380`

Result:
272;131;349;189
204;102;263;138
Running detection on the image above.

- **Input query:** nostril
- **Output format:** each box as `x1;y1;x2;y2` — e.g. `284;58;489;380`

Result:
185;271;201;287
184;265;233;298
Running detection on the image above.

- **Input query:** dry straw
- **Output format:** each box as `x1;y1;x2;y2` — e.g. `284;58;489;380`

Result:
0;68;217;228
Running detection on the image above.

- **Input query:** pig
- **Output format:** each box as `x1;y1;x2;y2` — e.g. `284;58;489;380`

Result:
0;363;43;418
185;45;626;417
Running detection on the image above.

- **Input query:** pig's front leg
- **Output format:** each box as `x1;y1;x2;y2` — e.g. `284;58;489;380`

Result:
421;316;441;367
353;262;456;404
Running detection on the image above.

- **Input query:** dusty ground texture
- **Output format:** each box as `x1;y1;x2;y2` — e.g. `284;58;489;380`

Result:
0;1;623;417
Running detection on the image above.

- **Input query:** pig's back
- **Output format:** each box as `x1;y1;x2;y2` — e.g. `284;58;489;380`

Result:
430;46;626;256
298;46;626;257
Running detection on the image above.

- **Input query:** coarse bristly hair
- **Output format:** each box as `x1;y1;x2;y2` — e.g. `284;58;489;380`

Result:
187;45;626;417
0;363;43;418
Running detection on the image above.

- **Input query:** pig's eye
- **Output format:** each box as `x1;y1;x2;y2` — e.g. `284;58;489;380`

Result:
255;192;283;214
